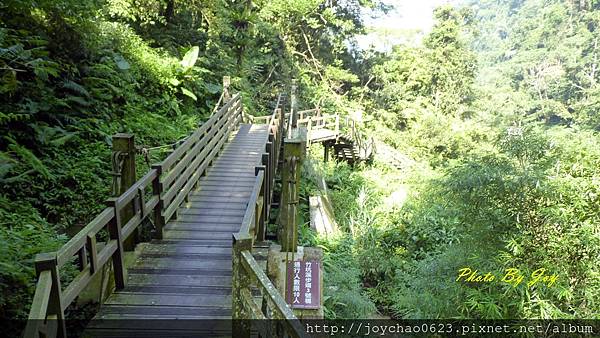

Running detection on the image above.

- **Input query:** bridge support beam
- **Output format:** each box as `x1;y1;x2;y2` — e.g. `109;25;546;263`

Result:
279;128;307;252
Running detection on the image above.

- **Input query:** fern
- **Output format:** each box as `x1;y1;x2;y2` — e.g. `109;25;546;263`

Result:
62;80;91;97
65;95;91;107
7;141;51;179
0;112;30;125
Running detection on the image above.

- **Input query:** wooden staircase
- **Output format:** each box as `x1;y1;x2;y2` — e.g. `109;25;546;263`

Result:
297;110;375;166
332;133;373;166
333;135;360;165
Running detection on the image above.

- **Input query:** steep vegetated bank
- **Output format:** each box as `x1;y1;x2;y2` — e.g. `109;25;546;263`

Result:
2;0;599;327
301;1;599;320
0;0;384;325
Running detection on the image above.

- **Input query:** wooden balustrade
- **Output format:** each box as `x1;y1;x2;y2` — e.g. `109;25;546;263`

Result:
232;93;307;338
23;92;244;338
23;88;304;338
23;166;161;337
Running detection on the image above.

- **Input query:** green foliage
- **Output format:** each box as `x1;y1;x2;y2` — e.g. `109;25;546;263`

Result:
310;0;600;322
371;6;477;118
0;0;383;326
0;196;67;322
320;238;378;319
470;0;600;129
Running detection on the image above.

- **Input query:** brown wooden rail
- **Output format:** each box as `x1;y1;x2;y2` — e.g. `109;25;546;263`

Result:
297;109;375;161
24;93;247;338
232;95;308;338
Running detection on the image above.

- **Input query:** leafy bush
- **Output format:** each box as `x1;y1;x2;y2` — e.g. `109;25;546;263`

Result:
0;196;67;322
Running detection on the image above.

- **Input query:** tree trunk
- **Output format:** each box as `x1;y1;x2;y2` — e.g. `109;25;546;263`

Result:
165;0;175;24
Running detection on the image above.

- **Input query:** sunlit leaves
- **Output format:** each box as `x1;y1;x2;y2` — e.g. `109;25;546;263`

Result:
180;87;197;101
180;46;199;70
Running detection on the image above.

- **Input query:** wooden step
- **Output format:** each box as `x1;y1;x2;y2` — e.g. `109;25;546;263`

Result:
163;230;236;241
97;305;231;317
131;257;232;271
127;273;232;287
104;293;231;308
164;222;241;232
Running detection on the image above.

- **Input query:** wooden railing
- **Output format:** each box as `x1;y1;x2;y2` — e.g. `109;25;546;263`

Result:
341;116;375;160
299;113;339;138
153;93;242;227
298;108;375;161
23;93;243;338
232;96;308;338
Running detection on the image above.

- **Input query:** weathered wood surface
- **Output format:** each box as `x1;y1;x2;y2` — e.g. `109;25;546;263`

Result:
309;195;339;237
86;124;269;337
307;128;338;142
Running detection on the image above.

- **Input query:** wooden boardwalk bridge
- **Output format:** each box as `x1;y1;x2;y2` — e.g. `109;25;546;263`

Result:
23;80;372;338
253;107;374;166
86;123;270;337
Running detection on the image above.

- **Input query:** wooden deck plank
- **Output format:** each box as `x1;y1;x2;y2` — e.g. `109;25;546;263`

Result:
97;305;231;317
164;223;241;232
131;257;233;270
127;267;231;276
105;293;231;307
150;239;233;247
117;285;231;295
184;202;247;209
88;123;269;335
163;230;236;241
189;191;251;198
139;244;232;255
177;208;245;216
127;273;232;287
199;176;257;182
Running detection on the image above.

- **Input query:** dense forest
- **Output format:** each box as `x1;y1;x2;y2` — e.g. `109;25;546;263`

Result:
1;0;599;331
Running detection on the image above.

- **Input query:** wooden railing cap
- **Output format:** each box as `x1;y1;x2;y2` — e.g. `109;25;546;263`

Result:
34;252;58;273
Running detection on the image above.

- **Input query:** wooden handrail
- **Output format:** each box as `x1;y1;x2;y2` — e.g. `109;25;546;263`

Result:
23;271;52;338
240;251;307;338
157;93;241;173
232;92;306;338
239;170;265;236
23;89;305;338
24;92;245;338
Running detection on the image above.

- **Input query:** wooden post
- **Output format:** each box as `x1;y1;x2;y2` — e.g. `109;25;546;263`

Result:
279;128;307;252
290;79;298;132
265;140;272;217
307;116;312;146
232;233;253;338
223;76;231;101
277;108;284;161
151;165;165;239
112;133;137;251
106;198;127;289
256;163;267;242
34;253;67;338
268;133;276;208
